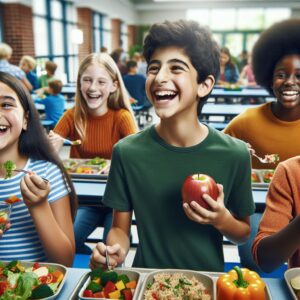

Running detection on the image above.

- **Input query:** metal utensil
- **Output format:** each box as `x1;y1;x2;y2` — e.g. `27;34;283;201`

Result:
14;169;49;183
252;153;277;164
105;247;112;270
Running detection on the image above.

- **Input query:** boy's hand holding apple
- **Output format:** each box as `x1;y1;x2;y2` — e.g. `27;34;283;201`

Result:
182;174;231;228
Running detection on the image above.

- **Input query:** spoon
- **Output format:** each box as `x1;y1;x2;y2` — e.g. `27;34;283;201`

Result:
14;169;49;183
252;153;279;164
64;139;82;146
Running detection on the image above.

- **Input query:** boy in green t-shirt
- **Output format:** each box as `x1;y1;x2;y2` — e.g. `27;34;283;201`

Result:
90;20;255;272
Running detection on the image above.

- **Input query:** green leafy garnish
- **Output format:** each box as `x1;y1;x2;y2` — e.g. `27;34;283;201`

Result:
1;160;16;179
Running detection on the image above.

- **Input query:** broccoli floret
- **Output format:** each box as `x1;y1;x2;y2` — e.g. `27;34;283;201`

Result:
1;160;16;179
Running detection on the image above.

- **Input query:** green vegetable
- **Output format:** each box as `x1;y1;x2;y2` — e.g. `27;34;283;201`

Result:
86;281;101;293
101;270;118;285
90;267;104;280
1;161;16;179
30;284;54;299
117;274;130;284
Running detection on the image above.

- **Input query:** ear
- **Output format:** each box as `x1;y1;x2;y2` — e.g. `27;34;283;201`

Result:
110;81;119;94
22;111;29;131
197;75;215;98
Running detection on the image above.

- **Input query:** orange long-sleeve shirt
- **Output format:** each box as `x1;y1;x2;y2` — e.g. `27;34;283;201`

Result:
252;156;300;268
224;102;300;169
54;107;138;159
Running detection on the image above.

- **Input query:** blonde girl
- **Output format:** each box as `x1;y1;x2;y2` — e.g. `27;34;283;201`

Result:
0;72;77;266
49;52;138;254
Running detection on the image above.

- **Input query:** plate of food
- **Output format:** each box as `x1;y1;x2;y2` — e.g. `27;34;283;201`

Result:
223;84;243;91
284;267;300;299
77;267;141;299
138;269;214;300
0;260;67;299
251;169;275;189
63;157;110;180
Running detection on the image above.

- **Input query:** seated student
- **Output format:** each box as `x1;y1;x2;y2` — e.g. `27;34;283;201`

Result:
252;156;300;272
89;20;255;272
34;79;65;124
0;43;32;91
0;72;77;266
19;55;40;91
224;18;300;271
39;60;58;88
217;46;239;86
123;60;150;108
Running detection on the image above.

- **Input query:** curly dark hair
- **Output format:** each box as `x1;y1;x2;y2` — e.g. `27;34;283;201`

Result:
252;18;300;95
143;20;220;114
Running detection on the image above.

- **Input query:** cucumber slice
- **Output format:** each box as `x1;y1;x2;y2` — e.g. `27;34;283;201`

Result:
291;275;300;290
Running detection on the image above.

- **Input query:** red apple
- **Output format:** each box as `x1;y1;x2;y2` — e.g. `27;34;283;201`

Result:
182;174;219;210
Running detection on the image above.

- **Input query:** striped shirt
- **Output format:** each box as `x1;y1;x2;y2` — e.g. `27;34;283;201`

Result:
0;159;69;262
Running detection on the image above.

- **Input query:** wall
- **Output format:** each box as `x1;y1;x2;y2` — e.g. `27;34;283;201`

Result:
2;2;35;65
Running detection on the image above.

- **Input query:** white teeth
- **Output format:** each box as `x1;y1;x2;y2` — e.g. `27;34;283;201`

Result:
0;125;8;130
282;91;298;96
155;91;176;96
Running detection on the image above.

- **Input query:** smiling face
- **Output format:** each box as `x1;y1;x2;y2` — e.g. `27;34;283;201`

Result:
146;46;205;120
272;54;300;110
0;82;28;159
80;64;117;116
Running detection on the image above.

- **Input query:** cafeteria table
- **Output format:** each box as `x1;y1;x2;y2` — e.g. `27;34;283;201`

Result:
58;267;292;299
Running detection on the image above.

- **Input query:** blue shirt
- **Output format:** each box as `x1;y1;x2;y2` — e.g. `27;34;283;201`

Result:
0;59;26;80
35;94;65;123
0;159;69;262
27;71;39;90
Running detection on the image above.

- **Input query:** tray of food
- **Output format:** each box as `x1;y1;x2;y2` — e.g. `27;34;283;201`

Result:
63;157;110;180
136;267;272;300
0;260;67;299
70;267;141;300
284;267;300;299
223;84;243;91
251;169;275;189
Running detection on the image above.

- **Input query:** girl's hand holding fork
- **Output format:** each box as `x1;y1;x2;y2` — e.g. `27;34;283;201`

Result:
20;172;50;209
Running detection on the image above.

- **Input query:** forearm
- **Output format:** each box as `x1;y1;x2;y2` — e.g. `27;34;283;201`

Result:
29;201;75;266
215;210;250;244
106;226;130;260
256;215;300;272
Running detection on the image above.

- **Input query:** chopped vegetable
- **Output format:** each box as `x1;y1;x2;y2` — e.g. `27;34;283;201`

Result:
4;196;22;204
0;160;16;179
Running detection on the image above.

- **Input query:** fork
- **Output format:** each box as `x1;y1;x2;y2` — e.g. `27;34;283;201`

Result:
105;247;113;270
252;153;275;164
14;169;49;183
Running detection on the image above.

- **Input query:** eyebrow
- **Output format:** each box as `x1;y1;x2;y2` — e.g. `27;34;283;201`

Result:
148;58;190;69
0;95;16;101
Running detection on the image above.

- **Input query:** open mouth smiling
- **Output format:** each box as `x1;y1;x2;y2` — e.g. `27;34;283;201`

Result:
154;90;178;101
0;125;8;133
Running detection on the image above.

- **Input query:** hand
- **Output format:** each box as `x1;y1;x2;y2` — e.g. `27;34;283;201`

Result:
20;172;50;209
0;222;11;238
48;130;64;153
183;184;230;228
89;242;125;270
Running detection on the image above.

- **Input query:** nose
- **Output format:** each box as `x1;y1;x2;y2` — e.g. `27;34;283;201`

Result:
89;80;99;90
284;74;298;85
155;65;170;84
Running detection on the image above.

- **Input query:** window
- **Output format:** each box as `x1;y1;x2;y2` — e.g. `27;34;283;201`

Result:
32;0;78;83
120;22;128;52
187;7;291;56
0;3;3;42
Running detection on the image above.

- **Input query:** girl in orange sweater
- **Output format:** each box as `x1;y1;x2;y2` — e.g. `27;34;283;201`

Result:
48;53;138;254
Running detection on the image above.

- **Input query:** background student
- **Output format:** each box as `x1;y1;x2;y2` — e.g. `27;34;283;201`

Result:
0;72;77;266
224;18;300;271
0;43;32;91
19;55;40;91
48;52;138;255
34;79;65;125
90;20;255;272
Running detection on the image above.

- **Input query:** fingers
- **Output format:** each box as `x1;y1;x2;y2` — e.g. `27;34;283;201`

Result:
183;201;214;224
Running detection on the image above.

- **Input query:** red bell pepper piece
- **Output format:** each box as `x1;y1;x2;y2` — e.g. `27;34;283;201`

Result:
122;288;133;300
103;281;116;297
83;289;94;297
93;291;106;298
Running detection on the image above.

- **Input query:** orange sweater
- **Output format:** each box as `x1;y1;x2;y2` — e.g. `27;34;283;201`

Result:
224;102;300;169
252;156;300;268
54;108;138;159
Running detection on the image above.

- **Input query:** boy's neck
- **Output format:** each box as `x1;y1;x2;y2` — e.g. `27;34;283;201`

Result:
156;119;208;147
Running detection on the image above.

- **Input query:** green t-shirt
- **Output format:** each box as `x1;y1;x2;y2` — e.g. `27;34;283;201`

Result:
103;125;255;272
